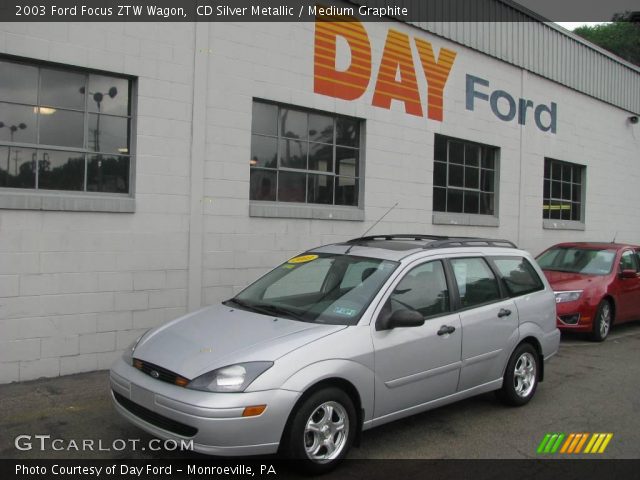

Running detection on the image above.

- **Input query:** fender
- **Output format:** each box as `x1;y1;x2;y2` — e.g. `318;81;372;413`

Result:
279;359;375;423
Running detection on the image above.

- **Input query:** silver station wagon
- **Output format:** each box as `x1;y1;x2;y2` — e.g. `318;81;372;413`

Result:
110;235;560;471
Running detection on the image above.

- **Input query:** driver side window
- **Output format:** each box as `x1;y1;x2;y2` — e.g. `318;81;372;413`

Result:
620;250;639;272
388;260;450;318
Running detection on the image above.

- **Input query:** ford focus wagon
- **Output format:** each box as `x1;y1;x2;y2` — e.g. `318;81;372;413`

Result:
110;235;560;471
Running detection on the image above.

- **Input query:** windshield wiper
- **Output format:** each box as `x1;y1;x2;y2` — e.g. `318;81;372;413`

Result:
224;298;307;322
250;303;308;322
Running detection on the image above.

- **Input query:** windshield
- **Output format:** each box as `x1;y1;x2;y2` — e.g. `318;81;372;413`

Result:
226;253;399;325
536;247;615;275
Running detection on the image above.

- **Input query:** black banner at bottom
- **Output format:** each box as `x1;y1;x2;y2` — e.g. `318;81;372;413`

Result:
3;459;640;480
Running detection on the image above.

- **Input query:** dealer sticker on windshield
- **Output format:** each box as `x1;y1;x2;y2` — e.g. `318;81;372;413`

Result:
333;306;357;317
288;254;318;264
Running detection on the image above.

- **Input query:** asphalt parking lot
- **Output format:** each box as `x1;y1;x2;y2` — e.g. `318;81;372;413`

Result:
1;323;639;460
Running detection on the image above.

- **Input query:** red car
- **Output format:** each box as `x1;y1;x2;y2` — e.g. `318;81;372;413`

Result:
536;242;640;341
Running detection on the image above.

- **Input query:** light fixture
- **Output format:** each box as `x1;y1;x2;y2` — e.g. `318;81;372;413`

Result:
118;148;129;153
34;107;57;115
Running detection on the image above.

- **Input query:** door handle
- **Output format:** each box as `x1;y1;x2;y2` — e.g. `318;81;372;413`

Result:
498;308;512;318
437;325;456;336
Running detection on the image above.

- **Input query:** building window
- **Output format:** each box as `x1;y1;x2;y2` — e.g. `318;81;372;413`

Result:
250;100;361;207
0;58;133;194
543;158;584;221
433;134;497;216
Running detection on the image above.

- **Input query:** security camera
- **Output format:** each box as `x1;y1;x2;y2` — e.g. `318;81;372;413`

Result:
630;115;639;124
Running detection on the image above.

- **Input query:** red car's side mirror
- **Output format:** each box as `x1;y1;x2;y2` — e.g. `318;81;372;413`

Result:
620;269;637;279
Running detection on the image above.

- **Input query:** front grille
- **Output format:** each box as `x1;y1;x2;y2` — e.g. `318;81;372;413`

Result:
559;314;581;325
113;391;198;437
133;359;188;386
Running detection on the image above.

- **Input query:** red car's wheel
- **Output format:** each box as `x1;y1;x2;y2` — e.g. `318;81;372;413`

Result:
590;300;613;342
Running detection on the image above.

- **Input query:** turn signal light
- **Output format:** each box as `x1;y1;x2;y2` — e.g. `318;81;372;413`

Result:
175;376;189;387
242;405;267;417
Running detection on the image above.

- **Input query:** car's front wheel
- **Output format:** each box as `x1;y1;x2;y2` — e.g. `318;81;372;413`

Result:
497;343;539;406
282;387;356;473
590;299;612;342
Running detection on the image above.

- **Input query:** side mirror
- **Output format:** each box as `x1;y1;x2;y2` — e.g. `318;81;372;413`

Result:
377;309;424;331
621;269;637;279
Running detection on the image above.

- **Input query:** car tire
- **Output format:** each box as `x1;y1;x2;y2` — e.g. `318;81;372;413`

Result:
281;387;356;473
496;343;539;406
590;299;613;342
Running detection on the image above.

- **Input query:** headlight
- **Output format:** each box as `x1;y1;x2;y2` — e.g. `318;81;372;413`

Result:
186;362;274;393
554;290;583;303
122;330;150;365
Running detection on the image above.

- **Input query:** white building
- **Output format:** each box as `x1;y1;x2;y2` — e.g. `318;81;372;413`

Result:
1;2;639;383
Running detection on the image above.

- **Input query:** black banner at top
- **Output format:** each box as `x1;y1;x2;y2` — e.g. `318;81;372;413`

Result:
0;0;638;22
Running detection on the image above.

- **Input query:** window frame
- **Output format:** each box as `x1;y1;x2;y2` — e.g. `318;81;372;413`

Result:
542;157;586;230
432;134;500;227
249;99;365;221
0;55;137;212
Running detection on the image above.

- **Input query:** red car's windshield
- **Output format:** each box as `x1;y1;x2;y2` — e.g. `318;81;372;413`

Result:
537;247;616;276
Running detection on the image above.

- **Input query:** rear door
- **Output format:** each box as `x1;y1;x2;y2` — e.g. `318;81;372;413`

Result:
449;256;519;392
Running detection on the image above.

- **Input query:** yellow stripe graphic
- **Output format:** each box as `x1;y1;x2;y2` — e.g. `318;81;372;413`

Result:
584;433;598;453
598;434;613;453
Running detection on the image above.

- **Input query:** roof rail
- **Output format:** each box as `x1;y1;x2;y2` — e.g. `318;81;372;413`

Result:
345;234;517;249
423;238;517;249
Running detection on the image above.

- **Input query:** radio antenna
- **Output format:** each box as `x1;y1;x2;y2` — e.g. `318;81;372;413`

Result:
612;231;618;243
345;202;398;254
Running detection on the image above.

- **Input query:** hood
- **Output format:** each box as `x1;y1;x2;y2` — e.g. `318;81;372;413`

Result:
542;269;607;291
133;303;346;379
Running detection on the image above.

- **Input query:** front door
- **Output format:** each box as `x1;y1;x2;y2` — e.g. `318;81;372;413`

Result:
371;260;462;419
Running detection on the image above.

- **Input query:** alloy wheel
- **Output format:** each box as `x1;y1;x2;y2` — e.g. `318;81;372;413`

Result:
303;401;349;463
513;352;536;398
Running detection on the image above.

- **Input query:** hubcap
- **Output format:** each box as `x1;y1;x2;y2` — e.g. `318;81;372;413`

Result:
303;401;349;463
599;303;611;338
513;352;536;398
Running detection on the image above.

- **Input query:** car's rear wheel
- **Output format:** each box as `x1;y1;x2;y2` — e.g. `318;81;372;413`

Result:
282;387;356;473
497;343;538;406
591;300;612;342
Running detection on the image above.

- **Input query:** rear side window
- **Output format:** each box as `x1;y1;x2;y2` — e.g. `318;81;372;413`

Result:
450;257;501;308
492;257;544;297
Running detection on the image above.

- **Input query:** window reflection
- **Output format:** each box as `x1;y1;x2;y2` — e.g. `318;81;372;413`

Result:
38;150;85;191
250;101;361;207
0;60;132;194
39;110;84;148
0;103;37;143
87;155;129;193
0;146;36;188
88;75;129;116
0;61;38;104
88;114;129;154
40;68;85;110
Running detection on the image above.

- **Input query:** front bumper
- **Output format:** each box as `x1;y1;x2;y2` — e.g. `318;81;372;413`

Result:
110;357;300;456
555;301;597;332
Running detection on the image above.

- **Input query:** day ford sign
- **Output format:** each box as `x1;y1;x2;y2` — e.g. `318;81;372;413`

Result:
313;16;557;133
